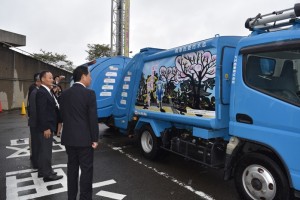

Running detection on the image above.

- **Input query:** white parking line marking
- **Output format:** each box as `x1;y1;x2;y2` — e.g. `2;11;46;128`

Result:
6;168;67;200
6;137;65;159
6;164;126;199
10;138;29;146
110;145;215;200
93;179;116;188
96;190;126;200
6;164;68;176
6;146;30;158
53;136;61;142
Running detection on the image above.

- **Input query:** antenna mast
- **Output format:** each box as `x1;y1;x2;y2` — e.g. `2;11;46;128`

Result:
111;0;130;56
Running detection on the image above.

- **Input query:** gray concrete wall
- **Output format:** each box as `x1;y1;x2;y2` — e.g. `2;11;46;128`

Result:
0;45;72;110
0;29;26;47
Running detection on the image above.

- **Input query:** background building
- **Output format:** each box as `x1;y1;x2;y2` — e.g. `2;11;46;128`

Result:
0;29;72;110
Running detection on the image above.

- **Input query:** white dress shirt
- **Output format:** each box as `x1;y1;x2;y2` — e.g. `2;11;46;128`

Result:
41;84;60;109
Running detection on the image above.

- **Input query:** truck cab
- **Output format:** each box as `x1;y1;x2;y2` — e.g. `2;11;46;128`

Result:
228;17;300;199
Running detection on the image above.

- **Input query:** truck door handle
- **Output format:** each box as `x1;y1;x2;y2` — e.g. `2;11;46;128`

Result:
236;113;253;124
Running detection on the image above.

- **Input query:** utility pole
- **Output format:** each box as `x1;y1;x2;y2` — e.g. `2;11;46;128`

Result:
111;0;130;57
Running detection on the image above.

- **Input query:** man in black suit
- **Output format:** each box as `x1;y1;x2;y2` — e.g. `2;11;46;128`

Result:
60;66;99;200
27;73;41;104
28;73;41;169
36;70;63;182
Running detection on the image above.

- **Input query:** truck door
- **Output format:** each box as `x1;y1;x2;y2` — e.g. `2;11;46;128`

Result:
221;47;236;104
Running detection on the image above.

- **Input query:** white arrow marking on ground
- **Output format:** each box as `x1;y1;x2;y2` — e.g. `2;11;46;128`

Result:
96;191;126;200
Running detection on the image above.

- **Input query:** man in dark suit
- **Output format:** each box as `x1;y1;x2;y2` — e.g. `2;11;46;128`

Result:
28;73;41;169
27;73;41;104
36;70;63;182
60;66;99;200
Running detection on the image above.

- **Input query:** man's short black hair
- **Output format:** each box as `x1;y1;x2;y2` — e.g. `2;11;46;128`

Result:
33;73;40;81
39;70;51;80
73;66;89;82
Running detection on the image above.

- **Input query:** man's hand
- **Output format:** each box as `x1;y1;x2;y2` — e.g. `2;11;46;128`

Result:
92;142;98;149
43;129;52;139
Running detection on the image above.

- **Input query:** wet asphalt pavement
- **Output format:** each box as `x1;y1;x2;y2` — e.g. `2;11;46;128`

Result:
0;110;240;200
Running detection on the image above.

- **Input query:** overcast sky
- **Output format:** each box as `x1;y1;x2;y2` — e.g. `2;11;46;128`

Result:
0;0;298;66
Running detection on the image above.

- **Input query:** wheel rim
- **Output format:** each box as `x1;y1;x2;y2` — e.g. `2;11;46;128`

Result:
141;130;153;153
242;164;276;200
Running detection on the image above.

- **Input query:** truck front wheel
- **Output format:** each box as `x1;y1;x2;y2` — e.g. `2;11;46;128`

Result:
234;153;290;200
139;125;160;160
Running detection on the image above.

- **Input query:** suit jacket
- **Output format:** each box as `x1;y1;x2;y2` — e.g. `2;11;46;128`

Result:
60;83;99;147
27;83;37;117
28;87;38;127
36;85;58;132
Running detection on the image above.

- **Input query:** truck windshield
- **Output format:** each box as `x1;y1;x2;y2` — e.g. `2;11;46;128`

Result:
244;49;300;106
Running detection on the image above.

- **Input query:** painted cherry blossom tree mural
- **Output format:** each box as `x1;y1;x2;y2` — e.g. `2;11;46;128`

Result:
175;50;216;109
159;66;178;101
136;50;216;113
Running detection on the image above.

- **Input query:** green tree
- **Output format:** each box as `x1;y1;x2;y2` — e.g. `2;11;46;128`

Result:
63;66;74;72
86;44;110;61
32;49;73;69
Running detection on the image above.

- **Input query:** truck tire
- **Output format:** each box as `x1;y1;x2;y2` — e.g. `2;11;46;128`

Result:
234;153;290;200
139;125;160;160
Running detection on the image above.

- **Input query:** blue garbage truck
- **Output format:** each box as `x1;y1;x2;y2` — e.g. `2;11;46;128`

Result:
89;4;300;199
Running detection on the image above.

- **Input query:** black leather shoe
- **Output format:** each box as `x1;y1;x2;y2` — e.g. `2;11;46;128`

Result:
38;171;57;178
51;171;57;176
43;175;63;182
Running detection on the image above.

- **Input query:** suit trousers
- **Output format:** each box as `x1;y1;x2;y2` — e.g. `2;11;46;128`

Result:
38;131;53;177
65;146;94;200
30;127;40;168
